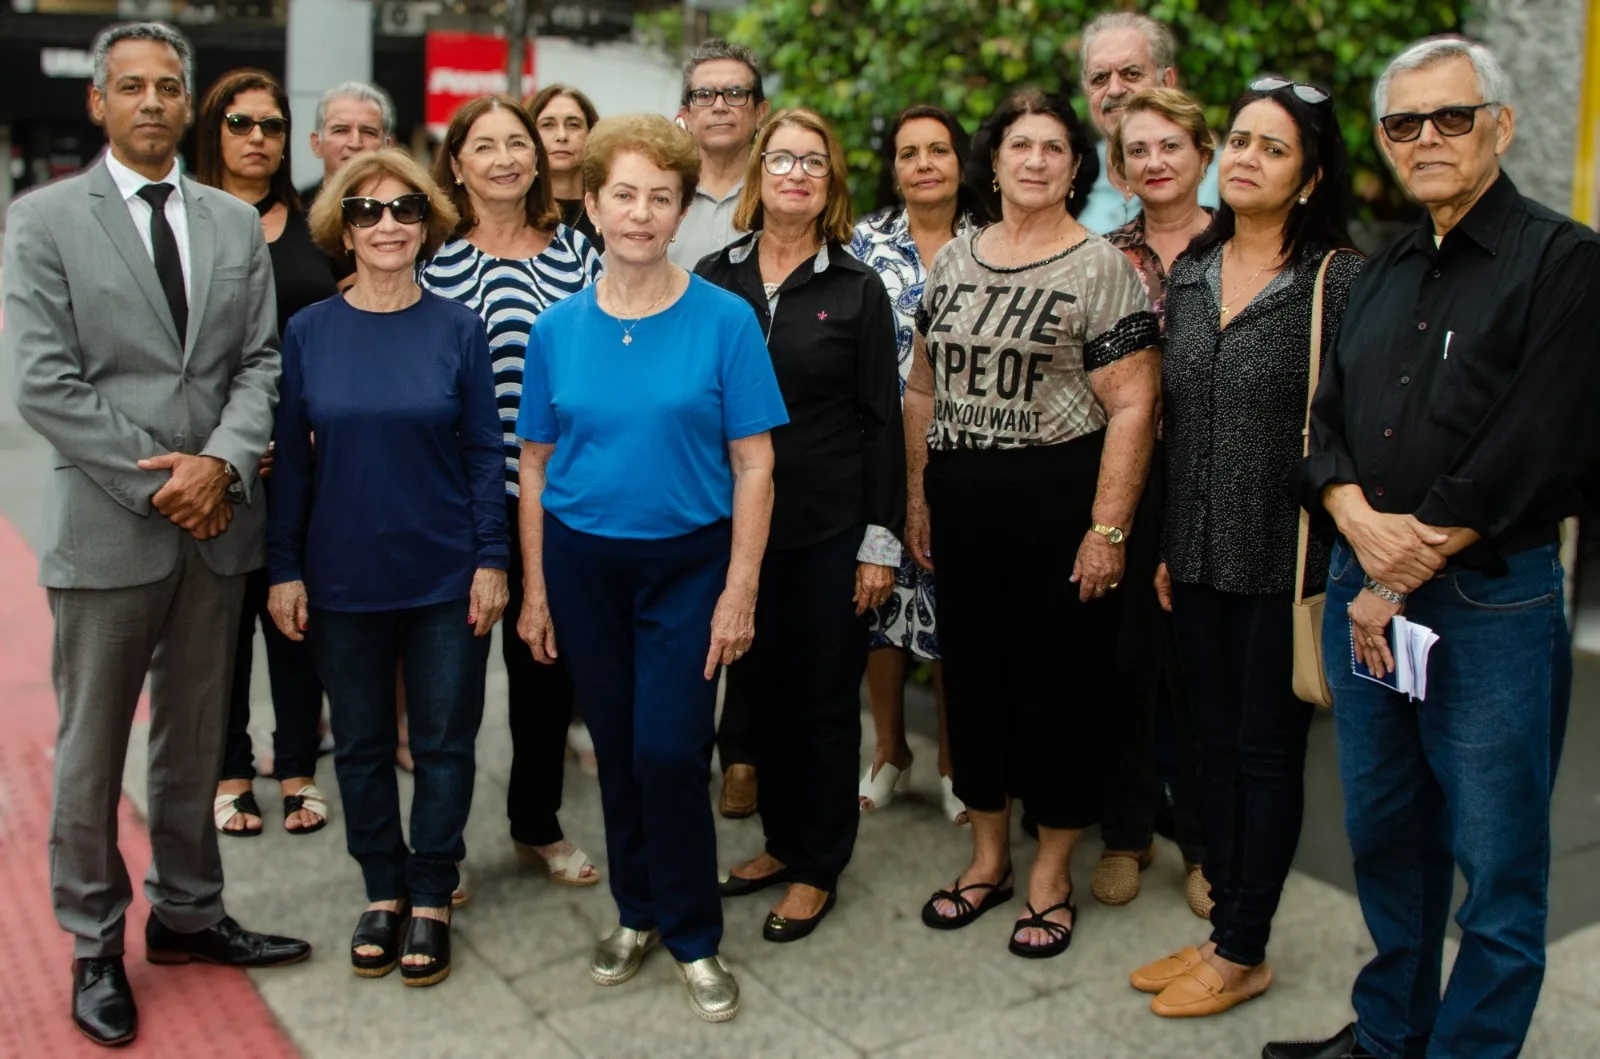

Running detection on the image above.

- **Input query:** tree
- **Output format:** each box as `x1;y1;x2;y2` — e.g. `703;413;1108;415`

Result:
731;0;1468;217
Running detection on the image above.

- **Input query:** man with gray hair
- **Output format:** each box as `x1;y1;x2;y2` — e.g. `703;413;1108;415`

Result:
300;80;395;203
1269;35;1600;1059
3;21;310;1048
1076;10;1219;234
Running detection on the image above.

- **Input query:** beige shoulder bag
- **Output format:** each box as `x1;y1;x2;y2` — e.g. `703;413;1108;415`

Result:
1292;251;1338;709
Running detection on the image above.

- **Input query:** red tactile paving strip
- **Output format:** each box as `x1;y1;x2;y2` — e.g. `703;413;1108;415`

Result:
0;515;301;1059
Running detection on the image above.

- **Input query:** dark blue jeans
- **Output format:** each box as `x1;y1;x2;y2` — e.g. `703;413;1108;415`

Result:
311;597;490;908
1326;539;1570;1059
223;567;325;781
543;514;730;963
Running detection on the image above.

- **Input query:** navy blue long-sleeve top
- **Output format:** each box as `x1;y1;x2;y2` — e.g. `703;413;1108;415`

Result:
266;290;509;612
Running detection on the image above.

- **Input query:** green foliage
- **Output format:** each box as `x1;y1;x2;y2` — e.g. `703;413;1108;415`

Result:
729;0;1468;218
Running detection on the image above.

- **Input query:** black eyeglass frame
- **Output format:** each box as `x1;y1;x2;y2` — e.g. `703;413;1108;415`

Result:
761;150;831;178
1377;102;1500;143
223;113;289;138
684;85;759;108
341;193;430;228
1248;77;1332;106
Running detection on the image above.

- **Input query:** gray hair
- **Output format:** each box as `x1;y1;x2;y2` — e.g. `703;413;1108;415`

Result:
681;38;764;103
1373;36;1513;117
91;21;194;96
1079;11;1178;83
314;81;396;137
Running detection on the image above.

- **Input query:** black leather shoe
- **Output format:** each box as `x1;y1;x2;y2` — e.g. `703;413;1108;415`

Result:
1262;1024;1375;1059
72;957;137;1047
145;915;311;968
720;866;793;898
763;891;836;943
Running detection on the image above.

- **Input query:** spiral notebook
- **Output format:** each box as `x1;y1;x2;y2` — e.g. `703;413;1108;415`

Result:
1350;616;1440;701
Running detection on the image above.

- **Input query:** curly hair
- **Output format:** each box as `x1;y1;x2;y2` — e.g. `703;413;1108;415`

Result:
966;86;1099;222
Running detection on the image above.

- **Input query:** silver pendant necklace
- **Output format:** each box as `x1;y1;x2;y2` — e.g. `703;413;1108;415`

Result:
604;277;674;345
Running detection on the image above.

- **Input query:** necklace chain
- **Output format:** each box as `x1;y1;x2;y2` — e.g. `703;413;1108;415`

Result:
601;276;675;345
1219;242;1280;319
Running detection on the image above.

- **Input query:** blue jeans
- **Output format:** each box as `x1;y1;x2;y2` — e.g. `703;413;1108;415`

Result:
311;597;490;908
1325;539;1570;1059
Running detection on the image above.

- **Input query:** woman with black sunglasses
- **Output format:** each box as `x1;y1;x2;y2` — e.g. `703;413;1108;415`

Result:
266;148;510;988
1130;76;1362;1018
195;69;337;841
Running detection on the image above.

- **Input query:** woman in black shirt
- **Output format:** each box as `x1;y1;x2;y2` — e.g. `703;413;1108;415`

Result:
696;109;904;942
1135;78;1361;1018
195;68;338;840
528;83;603;250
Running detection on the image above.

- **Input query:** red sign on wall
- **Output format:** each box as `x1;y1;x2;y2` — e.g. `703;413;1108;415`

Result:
424;31;535;137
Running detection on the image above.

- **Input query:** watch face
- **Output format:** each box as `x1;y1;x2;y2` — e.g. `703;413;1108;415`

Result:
1109;528;1125;544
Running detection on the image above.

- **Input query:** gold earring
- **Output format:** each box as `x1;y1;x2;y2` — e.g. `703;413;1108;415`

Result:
992;177;999;192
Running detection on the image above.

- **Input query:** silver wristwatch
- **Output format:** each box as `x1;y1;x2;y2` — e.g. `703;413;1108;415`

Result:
1362;576;1407;605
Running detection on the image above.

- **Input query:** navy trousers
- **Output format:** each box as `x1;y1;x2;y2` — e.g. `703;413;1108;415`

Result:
543;513;730;962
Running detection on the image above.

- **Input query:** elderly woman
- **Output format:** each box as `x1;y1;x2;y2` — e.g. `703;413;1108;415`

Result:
528;83;602;248
849;104;976;824
1132;78;1361;1018
697;109;904;942
420;94;603;891
195;68;336;839
907;87;1161;959
1092;86;1216;916
515;114;786;1021
266;148;509;988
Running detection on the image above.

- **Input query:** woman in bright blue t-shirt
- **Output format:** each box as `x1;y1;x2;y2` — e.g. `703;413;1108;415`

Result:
514;115;786;1024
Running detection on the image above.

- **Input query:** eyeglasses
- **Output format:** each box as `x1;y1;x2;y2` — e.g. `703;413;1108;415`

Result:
223;113;289;138
341;193;429;228
762;150;831;178
1378;103;1498;143
685;86;756;108
1249;77;1332;106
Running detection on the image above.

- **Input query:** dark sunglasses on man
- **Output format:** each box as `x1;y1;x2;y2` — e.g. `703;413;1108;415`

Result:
1249;76;1332;106
224;113;289;139
341;193;430;228
685;86;757;108
1378;103;1499;143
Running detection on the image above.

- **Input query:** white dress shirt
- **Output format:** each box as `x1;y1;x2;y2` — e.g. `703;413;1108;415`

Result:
103;150;193;299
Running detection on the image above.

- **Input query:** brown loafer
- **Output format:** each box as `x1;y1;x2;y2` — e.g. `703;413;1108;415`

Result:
1185;863;1214;920
1150;960;1270;1018
1130;945;1204;993
1091;844;1155;906
718;765;758;819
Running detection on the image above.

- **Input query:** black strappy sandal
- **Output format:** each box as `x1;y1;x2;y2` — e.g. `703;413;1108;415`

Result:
1007;897;1076;959
350;906;409;978
921;871;1015;930
399;915;452;987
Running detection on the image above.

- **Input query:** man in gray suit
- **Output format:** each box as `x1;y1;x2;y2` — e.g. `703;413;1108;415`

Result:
2;22;309;1047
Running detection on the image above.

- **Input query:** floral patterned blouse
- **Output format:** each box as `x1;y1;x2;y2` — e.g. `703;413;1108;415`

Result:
1105;208;1214;325
849;205;974;393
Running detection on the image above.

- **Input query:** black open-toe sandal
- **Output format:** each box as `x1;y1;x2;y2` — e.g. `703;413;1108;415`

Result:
399;915;452;987
283;785;328;836
213;790;264;837
921;871;1014;930
1007;897;1076;959
351;906;409;978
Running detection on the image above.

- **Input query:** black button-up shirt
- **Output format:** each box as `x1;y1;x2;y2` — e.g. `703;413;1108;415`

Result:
1297;174;1600;561
696;233;906;553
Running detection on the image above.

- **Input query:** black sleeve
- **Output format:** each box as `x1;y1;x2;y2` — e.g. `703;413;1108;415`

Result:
1293;251;1367;514
858;271;907;537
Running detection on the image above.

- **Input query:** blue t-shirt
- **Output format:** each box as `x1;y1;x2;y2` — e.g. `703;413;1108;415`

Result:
516;275;788;540
266;291;509;612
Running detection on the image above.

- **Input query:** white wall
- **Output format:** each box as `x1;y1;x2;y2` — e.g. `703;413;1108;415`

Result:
286;0;373;189
533;37;682;120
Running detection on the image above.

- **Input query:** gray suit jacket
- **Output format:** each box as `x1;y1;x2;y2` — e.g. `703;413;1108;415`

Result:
3;158;280;589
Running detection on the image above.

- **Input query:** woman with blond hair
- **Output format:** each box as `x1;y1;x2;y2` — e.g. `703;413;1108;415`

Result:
696;108;904;943
267;148;509;988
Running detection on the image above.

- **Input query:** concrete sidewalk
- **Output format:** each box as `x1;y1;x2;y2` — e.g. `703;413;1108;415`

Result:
119;638;1600;1059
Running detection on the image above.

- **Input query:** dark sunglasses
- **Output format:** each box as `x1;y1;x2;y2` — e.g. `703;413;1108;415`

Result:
685;86;756;108
341;193;429;228
224;113;289;138
1249;77;1332;106
1378;103;1498;143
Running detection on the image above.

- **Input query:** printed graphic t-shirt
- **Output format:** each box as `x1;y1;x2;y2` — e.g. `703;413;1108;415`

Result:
915;230;1158;450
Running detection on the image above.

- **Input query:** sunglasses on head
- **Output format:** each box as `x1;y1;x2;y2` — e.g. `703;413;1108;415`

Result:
1249;77;1332;106
224;113;288;138
341;193;429;228
1378;103;1498;143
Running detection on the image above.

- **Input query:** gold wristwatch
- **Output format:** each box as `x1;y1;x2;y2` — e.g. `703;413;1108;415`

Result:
1090;523;1126;545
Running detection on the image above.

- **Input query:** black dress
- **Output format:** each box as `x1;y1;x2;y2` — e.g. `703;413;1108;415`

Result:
556;198;603;252
269;209;340;334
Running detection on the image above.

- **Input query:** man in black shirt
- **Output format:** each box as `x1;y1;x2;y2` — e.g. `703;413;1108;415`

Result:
1267;38;1600;1059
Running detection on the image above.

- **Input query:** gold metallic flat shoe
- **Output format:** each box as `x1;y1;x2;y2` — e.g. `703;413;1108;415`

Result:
590;926;658;986
677;955;740;1022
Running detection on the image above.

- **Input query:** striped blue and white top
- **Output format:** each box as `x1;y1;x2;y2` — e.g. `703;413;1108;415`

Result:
420;226;603;496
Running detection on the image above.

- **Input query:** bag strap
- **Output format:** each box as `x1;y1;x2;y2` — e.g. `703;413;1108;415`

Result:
1295;250;1338;604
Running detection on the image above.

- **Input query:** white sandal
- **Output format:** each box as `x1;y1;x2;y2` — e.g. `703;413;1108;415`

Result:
283;783;329;835
940;775;969;825
858;760;911;811
213;790;264;837
517;841;602;887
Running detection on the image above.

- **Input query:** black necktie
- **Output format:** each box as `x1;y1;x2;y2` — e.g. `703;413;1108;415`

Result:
135;182;188;345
